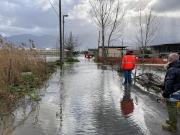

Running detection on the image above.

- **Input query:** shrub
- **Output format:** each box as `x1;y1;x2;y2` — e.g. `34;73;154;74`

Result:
65;57;80;63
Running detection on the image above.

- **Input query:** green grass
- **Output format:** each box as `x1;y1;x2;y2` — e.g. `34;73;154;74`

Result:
65;57;80;63
6;62;57;102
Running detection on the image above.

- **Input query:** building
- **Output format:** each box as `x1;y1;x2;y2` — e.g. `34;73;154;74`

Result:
98;46;127;65
150;43;180;57
88;49;98;56
98;46;127;58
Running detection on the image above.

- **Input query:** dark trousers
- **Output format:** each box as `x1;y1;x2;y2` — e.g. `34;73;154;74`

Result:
123;70;132;85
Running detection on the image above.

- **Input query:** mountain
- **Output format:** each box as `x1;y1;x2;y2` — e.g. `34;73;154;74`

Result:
6;34;58;49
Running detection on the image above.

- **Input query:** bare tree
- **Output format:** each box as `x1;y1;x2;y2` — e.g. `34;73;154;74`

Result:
135;8;159;73
89;0;125;62
107;0;125;47
64;32;79;58
136;8;158;59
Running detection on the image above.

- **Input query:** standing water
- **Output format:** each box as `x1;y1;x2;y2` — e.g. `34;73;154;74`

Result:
0;56;178;135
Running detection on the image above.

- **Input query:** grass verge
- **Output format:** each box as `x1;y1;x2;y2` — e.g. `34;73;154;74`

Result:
0;44;57;109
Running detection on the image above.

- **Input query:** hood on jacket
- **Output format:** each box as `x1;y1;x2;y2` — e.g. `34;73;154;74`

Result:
168;60;180;69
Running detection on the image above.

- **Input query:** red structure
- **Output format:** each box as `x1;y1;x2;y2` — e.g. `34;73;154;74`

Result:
98;46;127;65
137;58;166;64
85;51;94;59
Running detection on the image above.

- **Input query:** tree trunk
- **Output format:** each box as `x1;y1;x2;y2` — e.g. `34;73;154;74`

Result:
102;25;106;64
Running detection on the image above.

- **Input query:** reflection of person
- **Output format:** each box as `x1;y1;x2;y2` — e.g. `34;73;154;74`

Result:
121;51;136;85
120;86;134;117
161;53;180;132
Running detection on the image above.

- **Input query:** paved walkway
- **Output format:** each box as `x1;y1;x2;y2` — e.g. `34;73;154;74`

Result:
0;57;179;135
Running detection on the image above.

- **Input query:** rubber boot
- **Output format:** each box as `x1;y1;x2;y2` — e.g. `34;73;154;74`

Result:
162;100;177;132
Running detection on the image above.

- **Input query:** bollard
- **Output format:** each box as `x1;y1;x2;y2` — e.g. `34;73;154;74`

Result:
177;101;180;115
177;101;180;108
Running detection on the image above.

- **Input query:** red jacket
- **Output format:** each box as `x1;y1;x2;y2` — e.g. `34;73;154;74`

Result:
121;55;136;70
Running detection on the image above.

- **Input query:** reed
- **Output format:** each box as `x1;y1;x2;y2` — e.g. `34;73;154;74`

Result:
0;46;47;88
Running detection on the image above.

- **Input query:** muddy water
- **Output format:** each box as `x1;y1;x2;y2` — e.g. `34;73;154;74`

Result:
0;57;175;135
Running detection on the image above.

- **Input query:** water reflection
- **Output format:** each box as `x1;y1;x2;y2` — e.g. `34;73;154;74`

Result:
0;57;172;135
57;65;65;134
120;86;134;118
0;101;40;135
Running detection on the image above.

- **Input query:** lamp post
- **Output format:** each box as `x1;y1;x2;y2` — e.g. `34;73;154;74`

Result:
62;15;68;62
59;0;63;64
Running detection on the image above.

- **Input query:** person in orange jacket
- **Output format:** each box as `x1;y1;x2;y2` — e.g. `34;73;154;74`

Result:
121;51;136;85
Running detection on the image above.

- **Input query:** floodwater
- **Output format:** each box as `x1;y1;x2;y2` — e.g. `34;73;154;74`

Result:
0;56;179;135
46;56;59;62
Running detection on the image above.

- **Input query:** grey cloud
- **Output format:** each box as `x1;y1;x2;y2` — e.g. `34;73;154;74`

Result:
12;8;58;29
1;0;180;49
65;18;98;49
0;0;81;35
152;0;180;12
152;16;180;44
125;0;150;11
0;0;96;48
0;24;58;36
0;0;59;36
0;1;58;28
125;0;180;13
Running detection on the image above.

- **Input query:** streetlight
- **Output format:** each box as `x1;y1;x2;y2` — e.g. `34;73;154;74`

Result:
59;0;63;64
62;14;68;62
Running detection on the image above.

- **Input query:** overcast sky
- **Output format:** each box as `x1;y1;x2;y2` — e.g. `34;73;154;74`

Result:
0;0;180;49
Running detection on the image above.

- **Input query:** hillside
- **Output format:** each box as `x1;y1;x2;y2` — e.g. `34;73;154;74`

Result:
7;34;58;49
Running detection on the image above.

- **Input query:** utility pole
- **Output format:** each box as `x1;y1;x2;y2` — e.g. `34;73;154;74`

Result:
121;38;124;56
62;15;68;62
97;31;100;59
59;0;63;64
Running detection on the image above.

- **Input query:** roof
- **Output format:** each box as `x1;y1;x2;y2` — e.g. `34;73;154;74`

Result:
88;49;98;51
150;43;180;47
98;46;127;49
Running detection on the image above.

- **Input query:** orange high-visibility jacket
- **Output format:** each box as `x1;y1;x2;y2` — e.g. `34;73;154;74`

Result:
121;55;136;70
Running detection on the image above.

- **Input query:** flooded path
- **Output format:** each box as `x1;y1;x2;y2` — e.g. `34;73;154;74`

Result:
0;57;179;135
